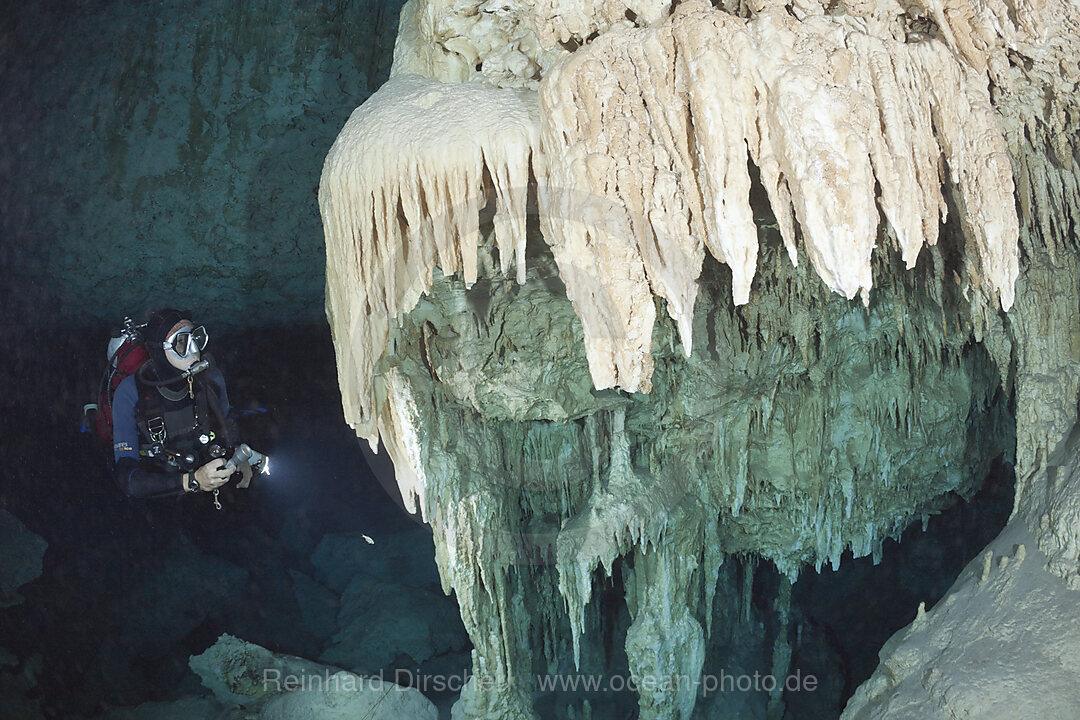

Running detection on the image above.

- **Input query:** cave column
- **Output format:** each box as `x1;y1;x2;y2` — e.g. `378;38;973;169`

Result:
624;542;705;720
435;517;539;720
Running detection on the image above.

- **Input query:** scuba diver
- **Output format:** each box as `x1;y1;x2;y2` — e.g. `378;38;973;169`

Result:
105;309;267;506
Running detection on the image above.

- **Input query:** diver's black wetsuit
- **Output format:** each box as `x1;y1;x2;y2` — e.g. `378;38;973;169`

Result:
111;360;230;499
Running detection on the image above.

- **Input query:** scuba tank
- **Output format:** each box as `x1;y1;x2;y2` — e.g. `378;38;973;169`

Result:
84;316;150;444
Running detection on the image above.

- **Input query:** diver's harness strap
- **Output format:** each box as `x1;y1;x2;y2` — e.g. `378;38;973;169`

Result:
134;358;228;510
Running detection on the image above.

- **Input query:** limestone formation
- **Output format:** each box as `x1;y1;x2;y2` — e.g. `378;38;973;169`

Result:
319;0;1080;715
321;73;539;448
842;424;1080;719
189;634;438;720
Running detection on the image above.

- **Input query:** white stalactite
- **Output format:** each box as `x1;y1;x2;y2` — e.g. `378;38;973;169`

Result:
537;1;1018;392
323;4;1020;429
313;0;1080;714
320;74;540;445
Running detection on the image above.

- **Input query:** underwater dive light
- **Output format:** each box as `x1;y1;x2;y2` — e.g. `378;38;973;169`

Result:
224;443;269;475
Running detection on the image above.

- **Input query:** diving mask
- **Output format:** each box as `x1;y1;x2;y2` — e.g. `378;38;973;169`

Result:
164;324;208;359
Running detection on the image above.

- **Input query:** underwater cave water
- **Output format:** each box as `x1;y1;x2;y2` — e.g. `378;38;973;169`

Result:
0;322;1013;719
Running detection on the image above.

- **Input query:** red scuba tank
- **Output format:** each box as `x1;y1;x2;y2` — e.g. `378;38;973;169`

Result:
94;335;149;444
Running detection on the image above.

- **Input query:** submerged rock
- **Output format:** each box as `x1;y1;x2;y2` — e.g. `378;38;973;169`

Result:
842;426;1080;719
0;509;47;608
189;634;438;719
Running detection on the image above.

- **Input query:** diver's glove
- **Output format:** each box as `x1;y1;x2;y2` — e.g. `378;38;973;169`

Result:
192;460;231;492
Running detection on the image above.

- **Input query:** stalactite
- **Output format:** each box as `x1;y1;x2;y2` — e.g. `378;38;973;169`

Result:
315;0;1080;714
321;74;540;445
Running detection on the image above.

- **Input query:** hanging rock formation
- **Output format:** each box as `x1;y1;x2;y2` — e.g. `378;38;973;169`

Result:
319;0;1080;715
